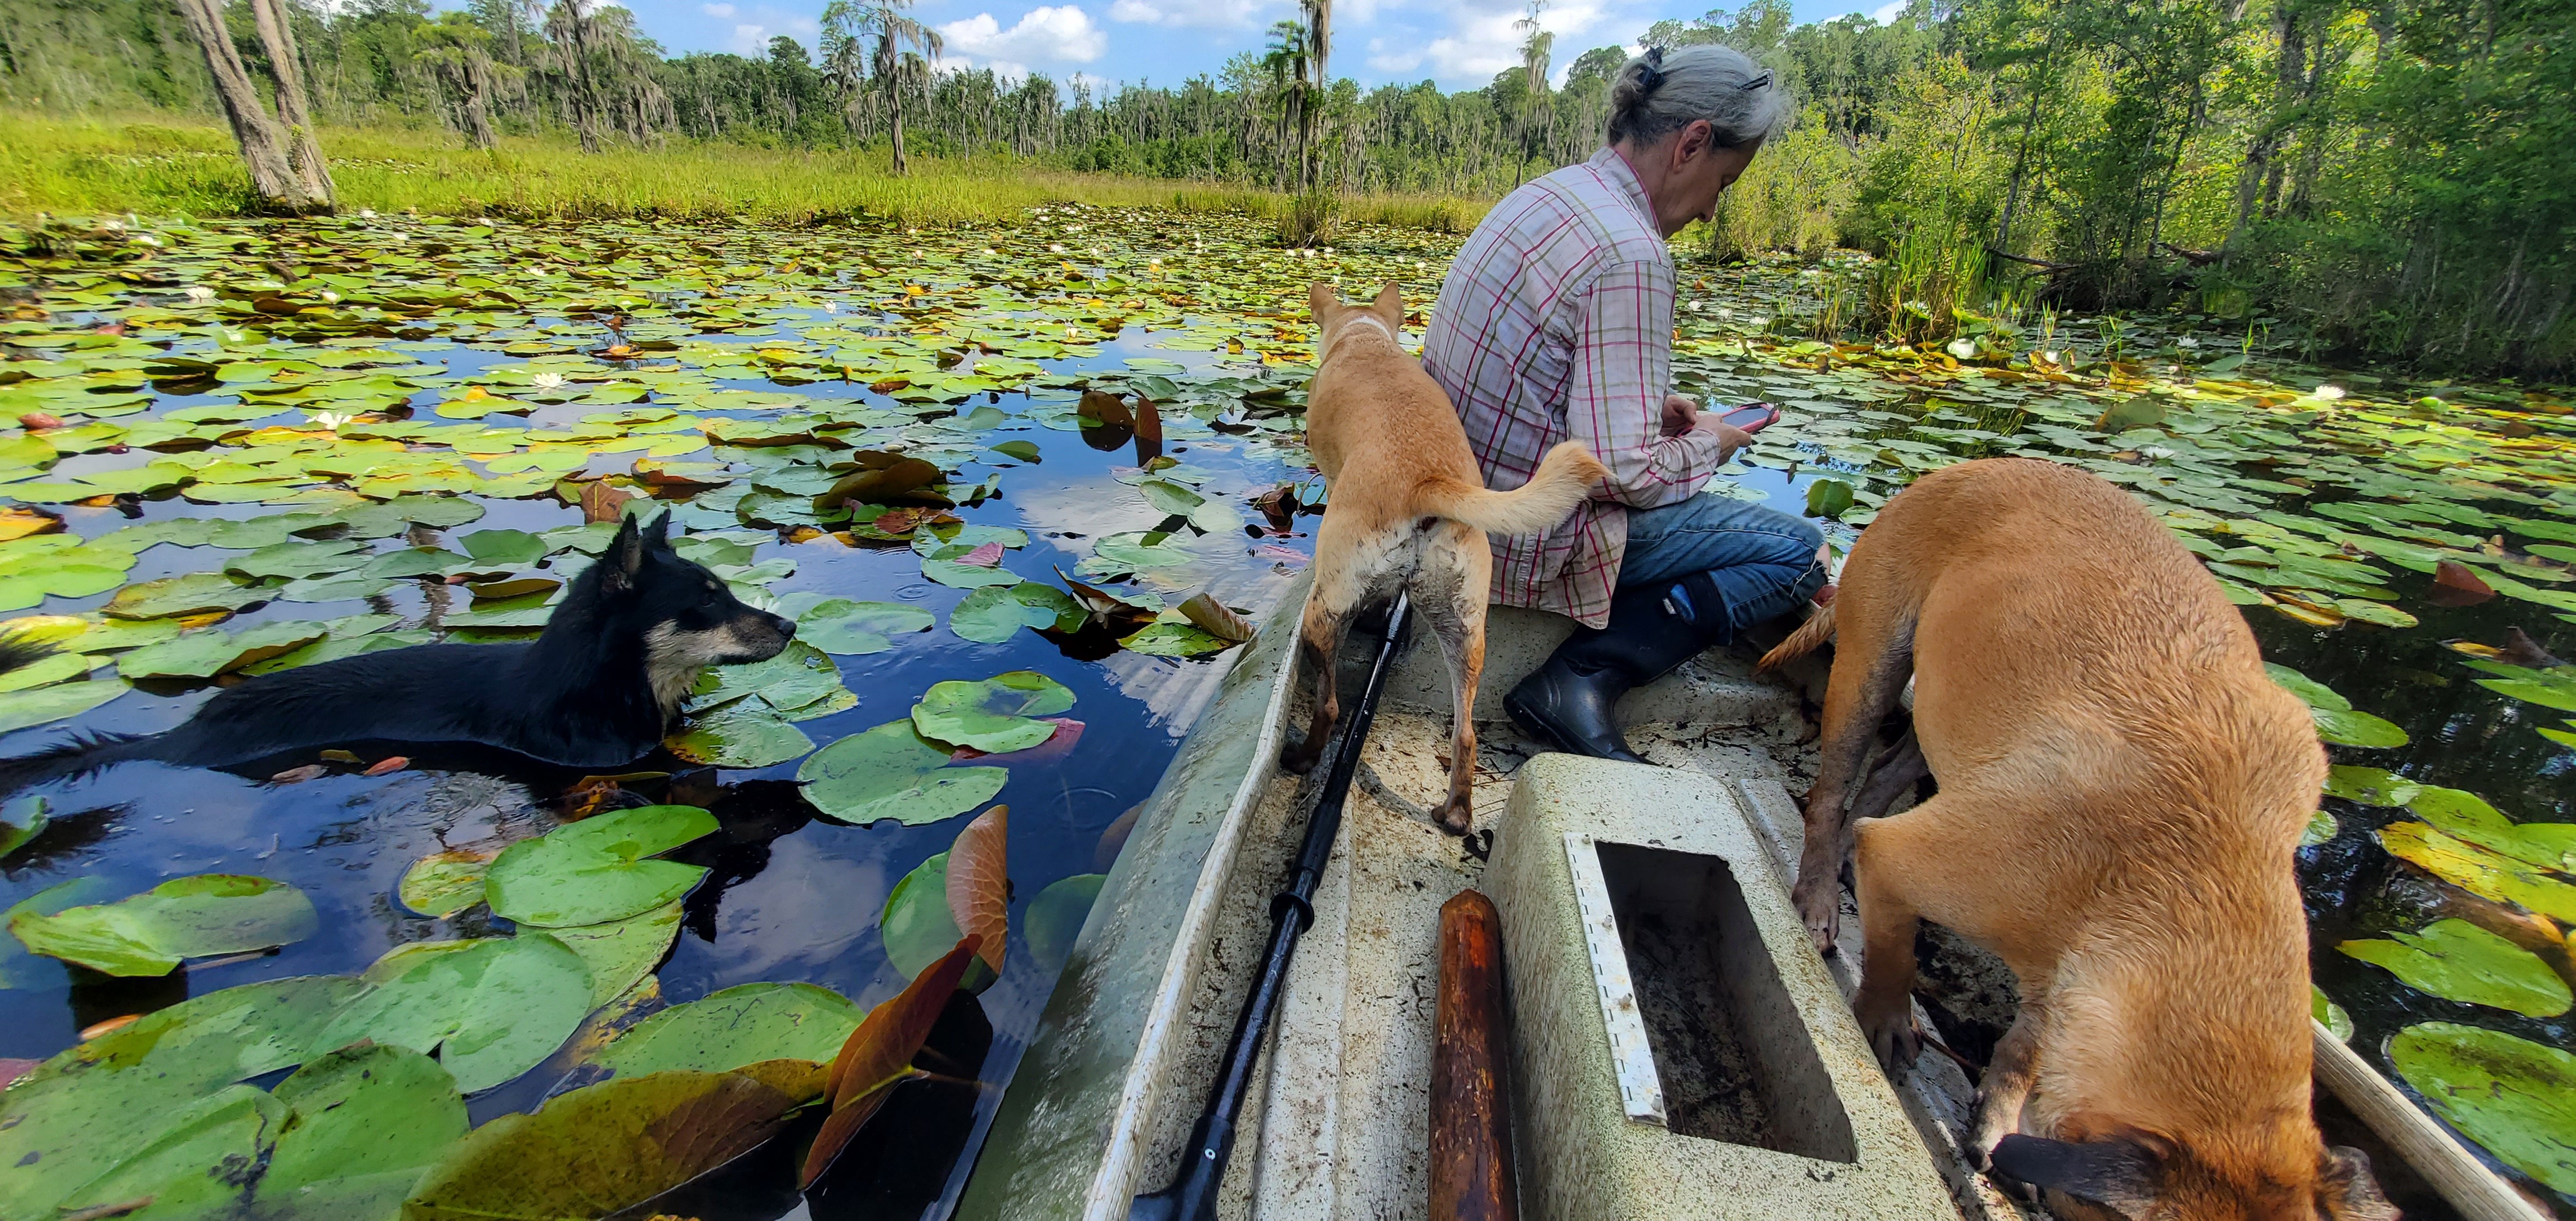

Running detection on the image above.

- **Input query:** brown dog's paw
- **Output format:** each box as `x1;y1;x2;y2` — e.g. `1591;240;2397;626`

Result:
1865;1009;1921;1078
1280;739;1319;775
1432;797;1473;836
1790;876;1840;952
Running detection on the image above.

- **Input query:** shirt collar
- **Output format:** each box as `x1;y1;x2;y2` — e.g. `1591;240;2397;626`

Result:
1588;146;1658;237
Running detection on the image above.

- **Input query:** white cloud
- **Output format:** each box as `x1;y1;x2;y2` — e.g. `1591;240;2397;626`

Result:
1105;0;1270;29
700;2;735;15
941;6;1107;64
1367;37;1423;74
729;21;767;52
1869;0;1906;19
1412;0;1612;85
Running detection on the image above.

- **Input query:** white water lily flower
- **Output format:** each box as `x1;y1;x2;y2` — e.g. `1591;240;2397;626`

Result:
1048;243;1065;253
2314;384;2346;400
131;234;161;248
2176;335;2199;349
2044;350;2062;363
1748;316;1773;330
101;217;125;232
1716;307;1735;320
822;300;839;314
311;410;356;429
1066;326;1080;339
359;209;376;219
1686;300;1703;312
225;330;247;343
531;372;567;391
183;286;215;304
1067;224;1083;232
983;248;997;256
319;289;340;302
1148;258;1162;267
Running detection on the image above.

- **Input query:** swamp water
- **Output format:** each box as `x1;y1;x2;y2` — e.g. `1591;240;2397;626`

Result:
0;205;2569;1217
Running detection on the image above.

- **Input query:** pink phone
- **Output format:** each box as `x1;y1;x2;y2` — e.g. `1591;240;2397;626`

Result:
1719;403;1781;433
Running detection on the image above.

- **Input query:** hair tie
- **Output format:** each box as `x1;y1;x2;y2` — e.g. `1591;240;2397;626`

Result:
1636;47;1667;94
1740;69;1773;92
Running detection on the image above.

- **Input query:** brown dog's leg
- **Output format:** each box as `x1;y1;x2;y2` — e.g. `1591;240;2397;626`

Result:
1848;727;1930;826
1412;526;1488;835
1281;594;1348;775
1793;634;1915;950
1972;995;2048;1162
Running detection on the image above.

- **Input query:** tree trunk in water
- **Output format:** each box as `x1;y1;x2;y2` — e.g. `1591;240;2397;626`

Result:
247;0;332;206
892;89;908;175
172;0;319;213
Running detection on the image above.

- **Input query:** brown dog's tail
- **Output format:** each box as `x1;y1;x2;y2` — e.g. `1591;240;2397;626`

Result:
1418;441;1609;538
1756;601;1836;673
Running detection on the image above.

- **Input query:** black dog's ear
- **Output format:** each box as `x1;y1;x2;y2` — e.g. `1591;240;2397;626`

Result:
2319;1146;2401;1221
1988;1135;2161;1217
604;513;647;592
645;509;673;548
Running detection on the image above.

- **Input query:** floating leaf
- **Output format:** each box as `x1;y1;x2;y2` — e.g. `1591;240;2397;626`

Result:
113;619;329;679
460;528;550;566
256;1043;469;1213
948;804;1008;974
2312;985;2353;1042
2387;1024;2576;1195
399;849;494;919
804;939;981;1188
1085;529;1194;572
1805;478;1855;519
595;982;864;1079
912;670;1077;753
1177;592;1255;642
2301;807;2339;848
2379;821;2576;924
102;571;263;619
666;701;816;768
314;934;595;1094
1027;873;1106;969
2323;765;2420;806
0;795;46;860
486;805;718;928
880;851;987;988
1121;621;1233;656
405;1067;816;1221
689;640;846;716
2428;559;2497;607
0;678;128;733
950;583;1063;643
8;873;316;977
797;720;1009;827
2338;919;2571;1016
546;901;684;1009
52;1084;285;1219
795;598;934;654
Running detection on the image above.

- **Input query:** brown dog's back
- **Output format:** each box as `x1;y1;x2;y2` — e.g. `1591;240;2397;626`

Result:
1781;458;2391;1218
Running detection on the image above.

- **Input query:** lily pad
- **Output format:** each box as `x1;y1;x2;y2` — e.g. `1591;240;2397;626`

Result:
403;1066;820;1221
689;640;846;716
399;849;494;919
485;804;718;928
0;678;129;733
2322;765;2420;806
912;670;1077;753
1120;621;1233;656
1084;529;1194;574
0;795;46;860
257;1043;469;1212
114;618;329;679
666;701;817;769
950;583;1066;644
2387;1023;2576;1195
103;570;264;619
8;873;318;977
795;598;935;654
2312;985;2353;1042
2337;919;2571;1016
797;719;1009;827
2379;821;2576;924
1027;872;1106;969
595;982;865;1079
460;528;550;566
546;901;684;1008
314;934;595;1093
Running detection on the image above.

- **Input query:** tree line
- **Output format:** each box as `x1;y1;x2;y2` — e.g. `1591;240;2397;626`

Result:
0;0;2565;373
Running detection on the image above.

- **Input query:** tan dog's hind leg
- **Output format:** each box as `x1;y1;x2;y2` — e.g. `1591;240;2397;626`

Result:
1851;799;1937;1076
1793;621;1915;950
1412;523;1488;834
1282;517;1366;775
1972;996;2048;1163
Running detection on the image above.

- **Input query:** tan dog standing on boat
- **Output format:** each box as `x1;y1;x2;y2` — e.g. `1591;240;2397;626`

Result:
1282;282;1609;833
1760;458;2395;1219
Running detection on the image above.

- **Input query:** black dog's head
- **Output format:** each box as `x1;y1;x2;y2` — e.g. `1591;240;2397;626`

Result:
579;511;795;713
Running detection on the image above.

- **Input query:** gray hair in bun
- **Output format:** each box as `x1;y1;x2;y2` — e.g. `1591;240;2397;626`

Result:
1607;44;1787;150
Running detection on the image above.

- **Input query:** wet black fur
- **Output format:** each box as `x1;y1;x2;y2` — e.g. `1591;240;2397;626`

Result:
0;511;794;791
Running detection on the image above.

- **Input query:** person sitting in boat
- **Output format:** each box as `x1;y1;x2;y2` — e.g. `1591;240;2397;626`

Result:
1422;43;1830;765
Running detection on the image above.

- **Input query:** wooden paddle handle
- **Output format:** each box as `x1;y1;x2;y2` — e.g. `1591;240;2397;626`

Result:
1432;889;1519;1221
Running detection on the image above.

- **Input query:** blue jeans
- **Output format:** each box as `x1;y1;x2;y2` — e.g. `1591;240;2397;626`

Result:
1618;491;1829;635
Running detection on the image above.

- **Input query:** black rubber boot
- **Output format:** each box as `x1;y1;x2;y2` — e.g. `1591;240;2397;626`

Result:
1504;571;1734;764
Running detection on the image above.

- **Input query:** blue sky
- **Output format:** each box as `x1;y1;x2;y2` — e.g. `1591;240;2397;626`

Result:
607;0;1904;92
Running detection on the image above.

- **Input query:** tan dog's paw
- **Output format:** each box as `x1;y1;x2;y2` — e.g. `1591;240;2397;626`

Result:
1431;796;1473;836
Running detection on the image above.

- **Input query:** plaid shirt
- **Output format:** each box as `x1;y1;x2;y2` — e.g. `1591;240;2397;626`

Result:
1423;148;1726;628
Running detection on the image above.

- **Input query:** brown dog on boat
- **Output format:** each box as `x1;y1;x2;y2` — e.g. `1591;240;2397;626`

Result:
1759;458;2395;1219
1281;282;1608;833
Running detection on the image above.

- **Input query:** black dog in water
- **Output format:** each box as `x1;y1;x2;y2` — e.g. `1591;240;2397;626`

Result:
0;510;794;791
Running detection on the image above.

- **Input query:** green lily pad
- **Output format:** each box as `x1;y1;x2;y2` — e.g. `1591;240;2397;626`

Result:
922;543;1025;588
103;571;264;619
545;901;684;1008
794;598;935;654
53;1084;287;1219
0;678;129;733
224;538;370;581
402;1067;817;1221
256;1043;469;1211
2322;765;2420;806
666;700;817;769
399;849;493;919
1027;872;1106;969
594;981;864;1079
7;873;318;977
912;670;1077;752
460;528;550;566
1120;621;1233;656
950;583;1064;644
314;934;595;1093
1084;529;1194;573
2387;1023;2576;1195
876;850;994;993
689;640;845;716
114;619;329;679
2301;807;2339;848
796;719;1009;827
2337;919;2571;1016
0;795;46;859
485;804;718;928
2312;985;2353;1042
1805;478;1855;518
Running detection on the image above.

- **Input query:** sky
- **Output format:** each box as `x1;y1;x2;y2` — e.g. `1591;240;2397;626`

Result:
612;0;1907;92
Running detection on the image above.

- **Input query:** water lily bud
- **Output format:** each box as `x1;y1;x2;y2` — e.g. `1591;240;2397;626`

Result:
18;413;64;431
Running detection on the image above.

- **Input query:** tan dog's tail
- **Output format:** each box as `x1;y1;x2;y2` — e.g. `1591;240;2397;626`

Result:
1756;601;1835;672
1418;441;1608;538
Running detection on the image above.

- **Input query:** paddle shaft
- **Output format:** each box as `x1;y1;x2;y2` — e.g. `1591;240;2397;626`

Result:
1130;594;1413;1221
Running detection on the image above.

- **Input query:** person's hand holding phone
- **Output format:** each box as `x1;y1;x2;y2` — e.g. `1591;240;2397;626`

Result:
1660;394;1700;438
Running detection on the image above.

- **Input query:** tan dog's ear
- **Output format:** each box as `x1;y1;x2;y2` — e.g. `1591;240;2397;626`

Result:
1372;281;1401;325
2317;1147;2400;1221
1309;281;1337;321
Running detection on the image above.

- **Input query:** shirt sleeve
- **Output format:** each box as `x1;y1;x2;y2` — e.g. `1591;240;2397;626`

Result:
1566;257;1722;510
